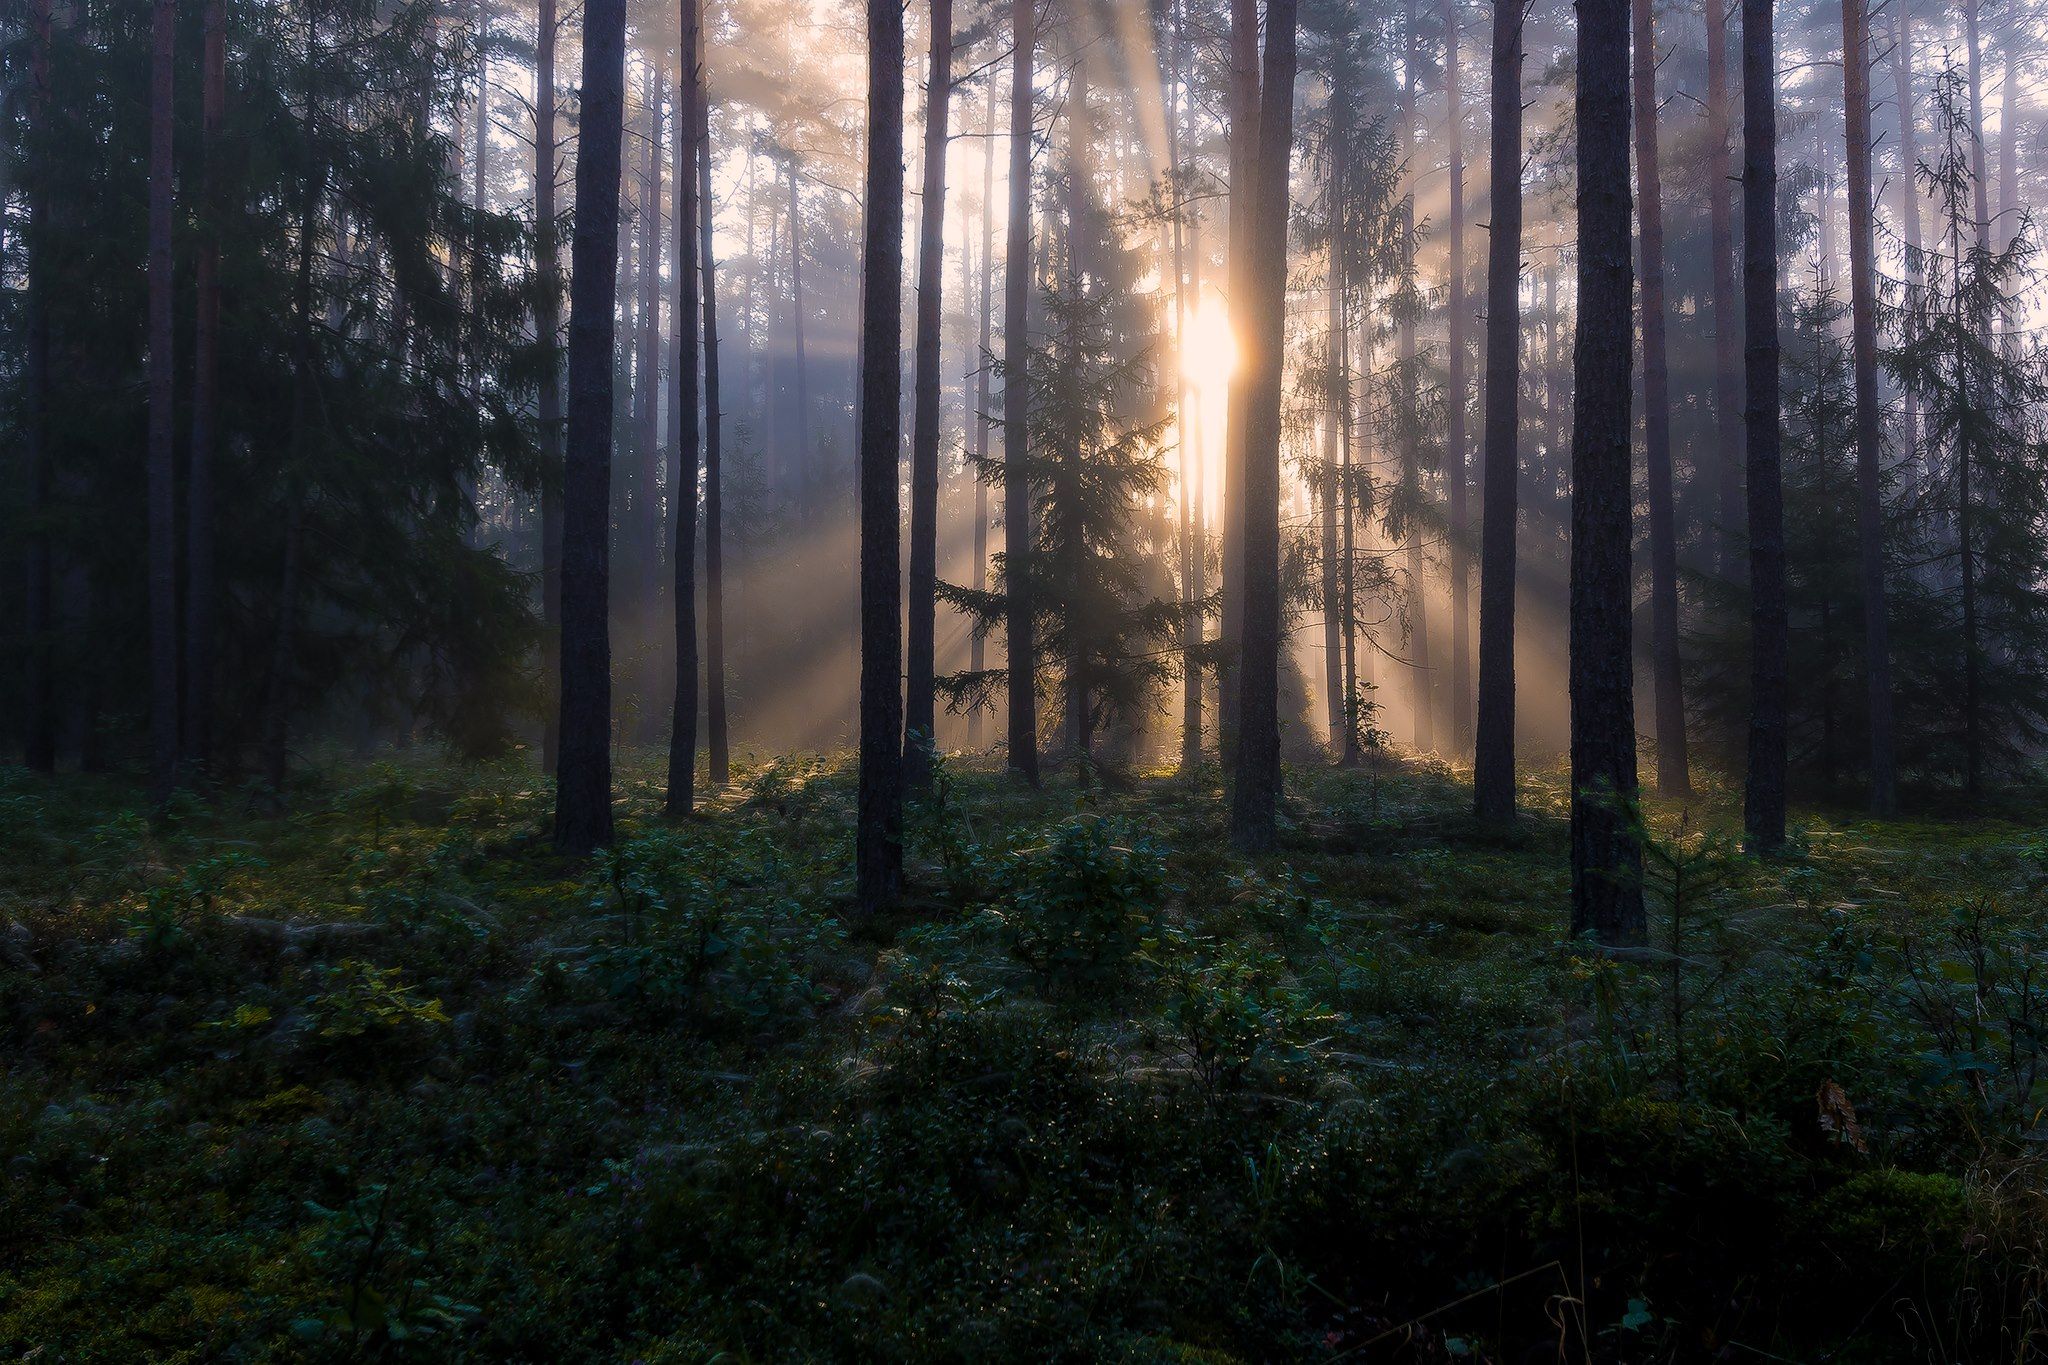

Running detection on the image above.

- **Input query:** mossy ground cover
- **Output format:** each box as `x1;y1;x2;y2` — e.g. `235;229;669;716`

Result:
3;753;2045;1361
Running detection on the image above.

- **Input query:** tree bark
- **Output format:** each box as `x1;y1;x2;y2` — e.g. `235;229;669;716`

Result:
1444;0;1471;753
147;0;179;803
1840;0;1897;813
554;0;628;853
970;91;996;749
1003;0;1040;784
1742;0;1788;852
1400;4;1434;752
636;65;666;626
1472;0;1522;824
1218;0;1261;760
668;0;703;816
698;44;728;788
1569;0;1647;944
185;0;226;776
1632;0;1690;798
1321;250;1345;753
855;0;907;912
1229;0;1299;853
1704;0;1744;577
22;0;55;774
536;0;564;774
1888;1;1924;482
904;0;954;788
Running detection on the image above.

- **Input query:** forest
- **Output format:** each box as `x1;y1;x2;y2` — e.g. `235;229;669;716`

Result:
4;0;2048;1354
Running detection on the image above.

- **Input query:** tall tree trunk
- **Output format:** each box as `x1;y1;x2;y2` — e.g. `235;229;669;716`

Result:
855;0;907;911
786;165;814;521
1321;248;1345;752
1003;0;1039;784
22;0;55;774
698;47;728;788
147;0;179;803
1742;0;1788;852
1400;4;1434;752
1569;0;1647;944
1229;0;1299;853
1632;0;1689;797
668;0;703;816
904;0;954;787
1062;31;1093;767
1168;0;1202;769
1705;0;1744;577
970;92;996;749
1888;1;1925;482
1444;0;1471;753
536;0;564;774
1218;0;1261;760
1338;313;1362;765
637;66;666;630
2000;32;2017;252
1841;0;1897;813
1473;0;1522;824
1964;0;1991;254
185;0;226;776
554;0;628;853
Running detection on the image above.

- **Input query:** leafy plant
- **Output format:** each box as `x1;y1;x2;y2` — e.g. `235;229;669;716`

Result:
995;815;1167;999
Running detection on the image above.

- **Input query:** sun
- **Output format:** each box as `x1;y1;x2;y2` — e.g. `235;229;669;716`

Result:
1181;293;1239;397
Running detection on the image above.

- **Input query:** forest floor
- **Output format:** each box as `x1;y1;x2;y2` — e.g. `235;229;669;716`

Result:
3;749;2046;1361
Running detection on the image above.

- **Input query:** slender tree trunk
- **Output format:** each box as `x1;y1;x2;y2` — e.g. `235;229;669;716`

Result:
1168;0;1201;769
554;0;627;853
1951;218;1981;794
147;0;179;803
855;0;907;911
1964;0;1991;254
1321;252;1345;752
1400;6;1434;752
1218;0;1261;759
1742;0;1788;852
1569;0;1647;944
1445;0;1471;754
1841;0;1897;813
1339;313;1362;765
904;0;954;787
787;166;814;522
1705;0;1744;577
668;0;703;815
1229;0;1299;853
1061;42;1092;766
637;66;666;630
1003;0;1040;784
184;0;226;776
22;0;55;774
1632;0;1690;797
1473;0;1522;824
536;0;564;774
970;92;995;749
698;44;728;787
1888;1;1925;482
2000;33;2017;253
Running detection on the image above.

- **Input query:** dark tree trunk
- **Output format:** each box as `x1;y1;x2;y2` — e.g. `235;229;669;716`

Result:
1218;0;1260;759
1742;0;1788;852
786;166;813;520
554;0;628;853
147;0;178;803
904;0;954;788
1632;0;1690;797
536;0;564;774
699;53;728;788
22;0;55;774
1444;0;1470;754
1963;0;1990;253
1473;0;1522;824
668;0;703;816
185;0;226;776
1003;0;1039;784
1169;0;1201;769
1705;0;1744;576
1229;0;1299;853
1840;0;1897;813
1569;0;1647;944
636;66;666;631
855;0;906;912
